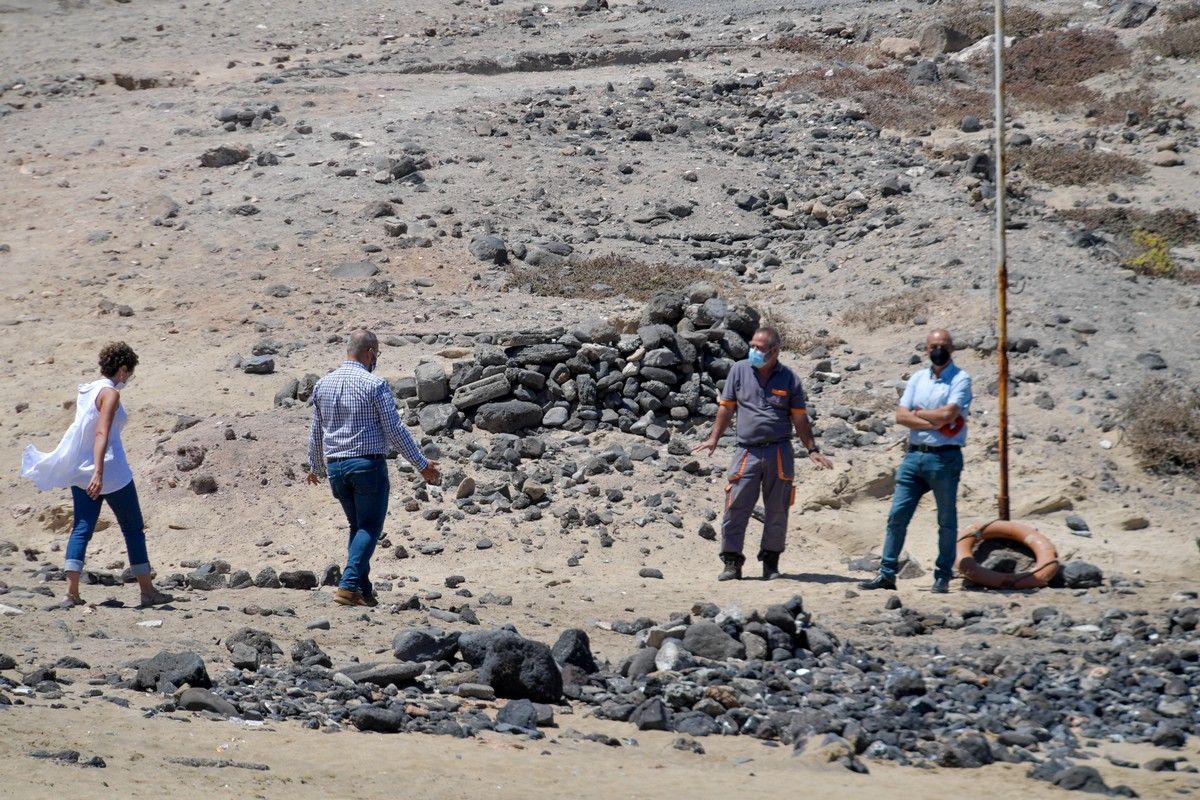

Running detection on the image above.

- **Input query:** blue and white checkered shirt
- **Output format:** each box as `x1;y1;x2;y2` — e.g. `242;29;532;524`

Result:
307;361;428;477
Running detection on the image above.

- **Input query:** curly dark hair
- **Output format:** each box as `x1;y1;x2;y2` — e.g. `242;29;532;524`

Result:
98;342;139;378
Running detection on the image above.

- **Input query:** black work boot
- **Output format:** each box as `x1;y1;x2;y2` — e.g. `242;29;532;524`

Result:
859;574;897;591
760;551;782;580
717;553;744;582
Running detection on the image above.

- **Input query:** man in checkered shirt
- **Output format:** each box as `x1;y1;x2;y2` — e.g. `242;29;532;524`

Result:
306;329;440;607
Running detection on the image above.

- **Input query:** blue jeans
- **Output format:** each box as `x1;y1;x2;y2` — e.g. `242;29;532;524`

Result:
66;480;151;575
327;457;389;596
880;449;963;582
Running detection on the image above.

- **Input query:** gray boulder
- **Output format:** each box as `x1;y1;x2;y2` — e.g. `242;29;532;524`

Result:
475;401;543;434
476;634;563;703
341;662;423;687
452;373;511;409
225;628;283;661
229;642;260;670
1108;0;1156;28
351;706;406;733
133;651;210;691
186;563;226;591
682;620;745;660
253;567;281;589
573;319;619;345
468;235;508;264
631;697;671;731
641;291;685;326
552;629;598;674
177;687;239;717
392;628;461;662
241;355;275;375
278;570;318;590
1061;561;1103;589
724;302;761;339
199;144;250;167
418;403;458;435
415;362;449;403
918;22;972;55
496;698;539;731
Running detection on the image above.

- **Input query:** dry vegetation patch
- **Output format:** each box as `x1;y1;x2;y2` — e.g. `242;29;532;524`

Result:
1166;1;1200;23
1059;207;1200;282
1057;207;1200;243
1002;29;1131;112
1144;20;1200;58
938;1;1068;40
777;67;988;132
507;254;724;301
1010;145;1146;185
841;290;928;331
1123;378;1200;475
762;315;845;355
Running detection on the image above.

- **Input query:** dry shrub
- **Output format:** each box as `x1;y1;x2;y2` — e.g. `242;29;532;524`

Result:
1144;20;1200;58
1057;207;1200;243
841;290;927;331
765;318;844;355
1010;145;1146;185
778;67;989;132
1004;29;1129;110
507;254;724;301
842;389;899;414
1013;83;1101;112
1006;29;1128;84
775;34;831;55
1123;378;1200;475
1085;88;1156;125
938;2;1067;39
1167;1;1200;23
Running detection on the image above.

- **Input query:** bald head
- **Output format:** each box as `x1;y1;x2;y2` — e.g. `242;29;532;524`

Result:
925;328;954;371
926;329;954;350
347;329;378;357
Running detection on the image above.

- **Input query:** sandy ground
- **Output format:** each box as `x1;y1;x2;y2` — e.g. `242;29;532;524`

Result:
2;0;1199;797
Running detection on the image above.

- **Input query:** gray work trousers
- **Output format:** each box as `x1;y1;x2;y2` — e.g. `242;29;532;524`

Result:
720;442;795;556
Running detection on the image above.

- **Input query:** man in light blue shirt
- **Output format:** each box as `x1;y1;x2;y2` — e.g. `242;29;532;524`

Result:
861;329;972;594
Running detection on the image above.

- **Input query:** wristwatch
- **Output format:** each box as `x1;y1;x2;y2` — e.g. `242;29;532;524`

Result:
808;446;821;454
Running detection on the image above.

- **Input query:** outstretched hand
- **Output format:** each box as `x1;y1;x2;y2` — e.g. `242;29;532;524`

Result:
420;461;441;485
809;451;834;470
306;472;322;485
691;439;718;456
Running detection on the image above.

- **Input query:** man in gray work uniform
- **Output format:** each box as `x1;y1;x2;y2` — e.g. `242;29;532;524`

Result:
693;327;833;580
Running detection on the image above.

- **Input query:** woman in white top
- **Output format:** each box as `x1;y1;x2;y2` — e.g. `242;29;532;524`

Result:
22;342;172;608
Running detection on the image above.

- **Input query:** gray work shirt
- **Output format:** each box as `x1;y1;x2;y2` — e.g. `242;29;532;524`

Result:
719;360;807;445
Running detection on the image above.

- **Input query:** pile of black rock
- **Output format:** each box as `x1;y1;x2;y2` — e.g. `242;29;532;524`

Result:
11;595;1193;795
397;284;764;442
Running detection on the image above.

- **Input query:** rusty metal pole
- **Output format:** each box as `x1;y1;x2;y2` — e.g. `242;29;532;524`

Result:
994;0;1011;521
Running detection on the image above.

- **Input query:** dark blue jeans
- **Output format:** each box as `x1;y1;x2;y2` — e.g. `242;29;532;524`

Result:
327;457;389;596
66;480;151;575
880;449;963;582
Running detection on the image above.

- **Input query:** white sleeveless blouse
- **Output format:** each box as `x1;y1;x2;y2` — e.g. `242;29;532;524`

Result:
21;378;133;495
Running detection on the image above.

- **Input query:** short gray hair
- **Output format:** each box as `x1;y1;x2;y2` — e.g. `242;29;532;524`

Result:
754;326;782;350
346;329;378;357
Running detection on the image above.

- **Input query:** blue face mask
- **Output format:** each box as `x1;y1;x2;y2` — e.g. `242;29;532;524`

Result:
748;348;767;368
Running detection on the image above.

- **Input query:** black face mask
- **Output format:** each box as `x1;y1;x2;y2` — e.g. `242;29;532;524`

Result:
929;346;951;367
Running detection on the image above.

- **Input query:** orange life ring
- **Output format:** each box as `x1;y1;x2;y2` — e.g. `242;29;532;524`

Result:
955;520;1059;590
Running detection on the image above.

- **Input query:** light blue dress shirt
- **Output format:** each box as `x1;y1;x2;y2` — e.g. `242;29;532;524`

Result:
900;362;972;446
